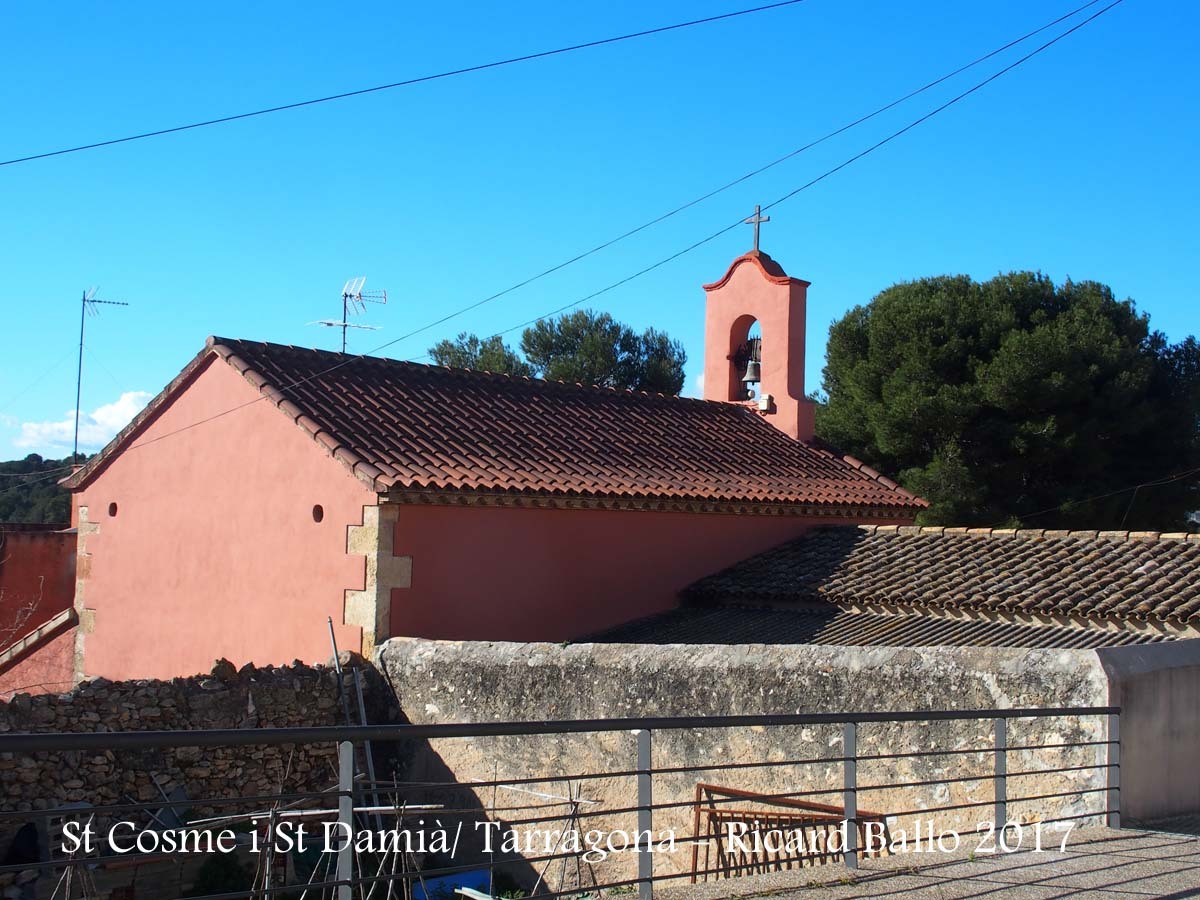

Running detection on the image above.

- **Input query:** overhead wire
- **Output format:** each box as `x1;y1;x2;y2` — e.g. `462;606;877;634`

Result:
389;0;1111;357
0;351;74;417
0;0;810;168
0;467;76;497
99;0;1126;457
994;465;1200;528
476;0;1128;343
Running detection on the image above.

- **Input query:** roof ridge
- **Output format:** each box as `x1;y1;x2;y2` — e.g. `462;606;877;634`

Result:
855;524;1200;543
209;335;733;408
210;338;391;491
832;452;922;502
210;336;925;506
65;334;929;511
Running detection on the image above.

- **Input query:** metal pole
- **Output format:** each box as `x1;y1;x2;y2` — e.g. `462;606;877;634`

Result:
1107;713;1121;829
338;740;355;900
352;668;385;834
635;729;653;900
327;617;355;727
73;291;86;462
994;716;1007;831
263;807;278;893
842;722;858;870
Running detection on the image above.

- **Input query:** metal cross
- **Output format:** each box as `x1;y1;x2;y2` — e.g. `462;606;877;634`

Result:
744;204;770;251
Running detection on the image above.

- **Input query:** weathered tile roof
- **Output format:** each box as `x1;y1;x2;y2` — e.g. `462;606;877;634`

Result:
685;525;1200;625
67;337;925;512
588;605;1170;648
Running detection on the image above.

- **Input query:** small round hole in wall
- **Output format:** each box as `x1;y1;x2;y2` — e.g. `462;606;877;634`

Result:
107;502;118;518
312;504;324;523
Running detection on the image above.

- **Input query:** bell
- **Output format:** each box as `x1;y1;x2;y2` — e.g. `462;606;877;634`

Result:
742;359;761;384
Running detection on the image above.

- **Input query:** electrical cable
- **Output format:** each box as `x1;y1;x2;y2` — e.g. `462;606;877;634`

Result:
478;0;1127;343
98;0;1125;457
0;0;810;168
383;0;1112;357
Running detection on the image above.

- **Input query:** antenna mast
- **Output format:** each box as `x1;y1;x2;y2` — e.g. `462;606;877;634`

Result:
74;287;129;463
311;277;388;353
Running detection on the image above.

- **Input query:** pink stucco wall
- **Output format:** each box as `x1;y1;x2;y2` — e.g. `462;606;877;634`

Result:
389;504;886;641
75;356;374;681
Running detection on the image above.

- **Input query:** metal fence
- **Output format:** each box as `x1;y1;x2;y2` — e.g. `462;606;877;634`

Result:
0;706;1119;899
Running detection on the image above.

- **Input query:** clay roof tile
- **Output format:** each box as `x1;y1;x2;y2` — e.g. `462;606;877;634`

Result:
64;336;927;512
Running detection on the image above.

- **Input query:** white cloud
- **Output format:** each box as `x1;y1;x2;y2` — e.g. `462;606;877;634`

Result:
15;391;153;452
693;372;705;395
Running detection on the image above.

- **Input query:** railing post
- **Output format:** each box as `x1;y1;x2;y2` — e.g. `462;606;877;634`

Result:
1107;712;1121;829
994;716;1007;831
338;740;354;900
636;728;653;900
842;721;858;870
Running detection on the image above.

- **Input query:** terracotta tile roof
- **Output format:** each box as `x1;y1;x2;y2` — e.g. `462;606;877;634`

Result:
685;525;1200;625
588;605;1170;648
67;337;925;512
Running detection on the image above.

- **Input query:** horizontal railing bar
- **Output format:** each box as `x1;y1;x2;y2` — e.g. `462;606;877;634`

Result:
0;706;1119;752
649;754;846;775
858;738;1113;762
857;763;1112;793
2;800;1119;887
365;771;630;789
356;740;1115;792
1027;809;1115;827
504;786;848;827
1006;739;1115;753
882;786;1108;820
365;738;1112;793
365;755;852;792
0;784;856;878
0;788;351;822
1008;763;1113;778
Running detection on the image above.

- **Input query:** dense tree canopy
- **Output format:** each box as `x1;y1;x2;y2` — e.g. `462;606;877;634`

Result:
816;273;1200;529
430;309;688;394
0;454;82;524
427;333;532;378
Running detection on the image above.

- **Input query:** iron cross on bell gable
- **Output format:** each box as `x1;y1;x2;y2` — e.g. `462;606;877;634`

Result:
744;204;770;252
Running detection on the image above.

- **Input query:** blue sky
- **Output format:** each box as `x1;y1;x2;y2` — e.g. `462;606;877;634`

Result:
1;0;1196;458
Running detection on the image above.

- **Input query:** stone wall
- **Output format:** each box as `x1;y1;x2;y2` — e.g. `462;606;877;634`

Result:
0;657;383;860
376;638;1117;885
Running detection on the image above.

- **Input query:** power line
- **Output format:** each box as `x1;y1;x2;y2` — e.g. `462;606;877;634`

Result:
0;466;76;480
377;0;1112;357
993;465;1200;528
0;468;75;497
478;0;1126;343
0;351;73;417
0;0;809;169
114;0;1124;458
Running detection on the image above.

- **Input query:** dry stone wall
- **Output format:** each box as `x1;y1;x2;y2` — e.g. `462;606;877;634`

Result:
0;657;388;859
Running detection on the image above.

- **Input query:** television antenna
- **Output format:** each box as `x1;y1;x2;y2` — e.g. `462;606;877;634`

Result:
311;277;387;353
74;286;129;462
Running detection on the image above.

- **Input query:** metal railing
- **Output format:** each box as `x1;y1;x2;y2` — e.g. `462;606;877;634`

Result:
0;706;1120;899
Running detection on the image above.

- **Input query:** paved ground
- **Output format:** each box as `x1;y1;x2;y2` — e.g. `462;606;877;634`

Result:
658;826;1200;898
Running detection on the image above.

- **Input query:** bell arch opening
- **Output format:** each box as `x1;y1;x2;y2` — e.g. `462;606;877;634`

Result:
727;315;762;400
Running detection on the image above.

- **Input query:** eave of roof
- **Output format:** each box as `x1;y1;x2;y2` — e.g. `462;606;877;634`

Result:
64;337;927;513
587;604;1174;649
685;524;1200;626
61;346;217;491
